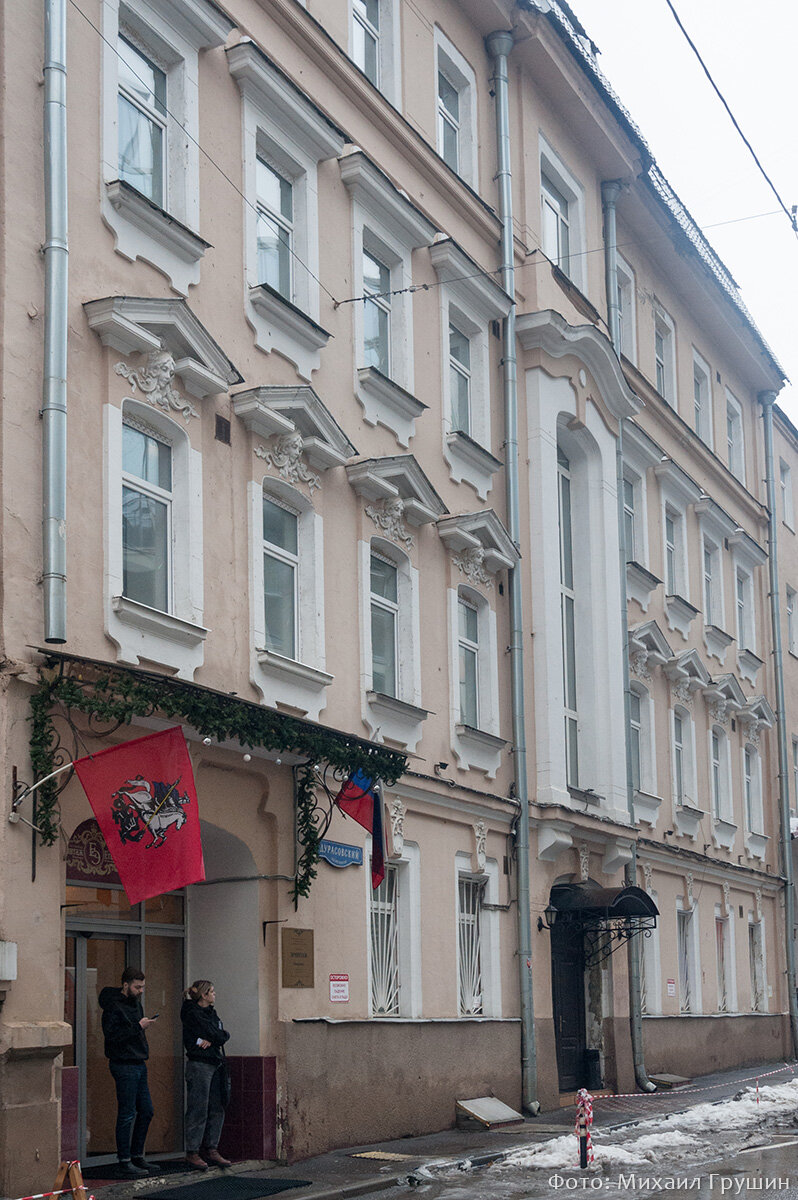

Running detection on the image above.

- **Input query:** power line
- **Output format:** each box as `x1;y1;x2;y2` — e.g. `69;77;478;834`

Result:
663;0;798;236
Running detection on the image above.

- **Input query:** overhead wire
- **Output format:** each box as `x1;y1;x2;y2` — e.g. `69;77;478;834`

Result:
663;0;798;236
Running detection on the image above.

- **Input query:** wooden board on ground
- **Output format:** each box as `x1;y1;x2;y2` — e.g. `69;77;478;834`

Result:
648;1073;692;1089
456;1097;525;1127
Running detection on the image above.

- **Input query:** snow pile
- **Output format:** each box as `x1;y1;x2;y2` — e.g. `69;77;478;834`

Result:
493;1079;798;1174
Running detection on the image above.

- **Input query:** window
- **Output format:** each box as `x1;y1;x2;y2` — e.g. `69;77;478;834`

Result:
369;863;399;1014
748;921;765;1012
370;552;399;697
558;446;579;787
458;597;479;728
449;324;471;435
677;908;694;1013
793;737;798;814
541;174;571;276
623;476;637;562
117;35;167;207
787;585;796;654
630;689;642;792
438;70;460;172
262;495;298;659
715;916;729;1013
353;0;380;85
780;459;794;529
654;307;676;406
639;887;661;1015
710;727;730;821
664;506;687;597
362;249;392;377
256;157;293;301
616;256;637;364
744;744;763;833
736;570;749;649
458;876;485;1015
629;683;656;798
122;420;172;611
672;706;695;806
726;391;745;483
228;41;344;380
703;538;720;626
102;0;232;294
434;32;477;186
692;352;712;447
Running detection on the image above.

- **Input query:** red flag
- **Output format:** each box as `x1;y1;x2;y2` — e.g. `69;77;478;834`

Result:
335;770;385;889
73;727;205;904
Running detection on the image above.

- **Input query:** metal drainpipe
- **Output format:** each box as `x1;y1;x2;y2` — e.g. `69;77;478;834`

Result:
486;29;539;1115
601;180;655;1091
42;0;69;643
759;390;798;1057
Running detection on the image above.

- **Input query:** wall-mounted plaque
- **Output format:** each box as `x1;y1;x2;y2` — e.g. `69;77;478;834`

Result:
281;927;314;988
318;840;363;869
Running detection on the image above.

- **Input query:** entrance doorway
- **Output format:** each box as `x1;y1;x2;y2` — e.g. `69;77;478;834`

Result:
64;821;184;1164
550;920;586;1092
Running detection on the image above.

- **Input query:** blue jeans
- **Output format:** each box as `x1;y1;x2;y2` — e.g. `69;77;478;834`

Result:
109;1061;154;1161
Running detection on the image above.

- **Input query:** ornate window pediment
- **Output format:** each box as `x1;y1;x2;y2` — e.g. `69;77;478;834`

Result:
693;493;738;540
664;648;711;703
339;149;437;250
84;296;241;399
739;695;776;744
628;620;673;680
437;509;519;587
702;673;747;724
347;455;448;529
233;385;357;472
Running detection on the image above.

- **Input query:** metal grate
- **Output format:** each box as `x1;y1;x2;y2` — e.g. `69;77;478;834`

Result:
370;863;399;1015
458;877;485;1015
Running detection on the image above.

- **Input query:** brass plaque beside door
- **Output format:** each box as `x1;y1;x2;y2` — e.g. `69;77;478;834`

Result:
281;928;314;988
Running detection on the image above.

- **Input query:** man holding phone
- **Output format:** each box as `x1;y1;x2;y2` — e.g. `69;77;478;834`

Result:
99;966;158;1177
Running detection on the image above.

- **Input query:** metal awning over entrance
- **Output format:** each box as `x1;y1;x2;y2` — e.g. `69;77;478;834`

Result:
545;883;659;966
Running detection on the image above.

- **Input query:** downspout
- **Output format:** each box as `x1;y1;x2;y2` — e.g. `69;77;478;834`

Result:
601;180;655;1091
486;29;539;1115
42;0;68;643
759;391;798;1057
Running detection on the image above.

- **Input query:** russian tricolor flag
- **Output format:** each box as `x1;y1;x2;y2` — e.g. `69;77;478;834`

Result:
334;770;385;888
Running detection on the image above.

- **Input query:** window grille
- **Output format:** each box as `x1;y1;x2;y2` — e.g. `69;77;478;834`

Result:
370;863;399;1015
458;877;484;1015
715;918;728;1013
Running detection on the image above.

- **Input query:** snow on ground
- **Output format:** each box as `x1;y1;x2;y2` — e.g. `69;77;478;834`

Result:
493;1079;798;1174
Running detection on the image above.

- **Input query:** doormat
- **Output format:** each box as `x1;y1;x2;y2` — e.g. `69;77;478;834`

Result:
142;1178;312;1200
83;1162;189;1181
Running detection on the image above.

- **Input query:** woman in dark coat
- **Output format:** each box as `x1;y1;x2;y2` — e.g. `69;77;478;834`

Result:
181;980;231;1169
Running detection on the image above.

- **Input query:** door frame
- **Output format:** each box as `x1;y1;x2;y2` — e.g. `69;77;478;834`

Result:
550;919;587;1092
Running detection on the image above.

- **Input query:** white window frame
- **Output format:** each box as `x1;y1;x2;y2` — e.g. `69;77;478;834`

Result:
792;736;798;813
117;33;168;209
692;350;713;448
448;585;502;777
677;899;702;1014
434;29;478;187
229;41;345;381
105;398;205;679
743;743;764;834
639;886;661;1015
370;549;400;699
248;477;330;720
362;246;393;378
735;567;753;652
726;390;746;484
539;136;586;291
255;156;295;303
359;537;424;750
558;445;579;789
672;704;697;808
702;535;723;628
709;725;732;821
653;305;677;407
454;852;501;1018
261;492;300;661
787;585;797;655
350;0;401;105
630;682;656;797
121;418;173;614
715;908;736;1013
101;0;231;294
366;837;421;1017
616;255;637;364
664;505;687;599
780;458;794;530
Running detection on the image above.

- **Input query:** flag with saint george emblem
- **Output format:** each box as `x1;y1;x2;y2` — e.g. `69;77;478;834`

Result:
73;726;205;904
334;769;385;888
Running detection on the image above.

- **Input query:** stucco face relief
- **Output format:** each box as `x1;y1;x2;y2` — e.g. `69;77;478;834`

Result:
365;497;414;548
255;433;321;494
115;349;199;422
453;545;492;590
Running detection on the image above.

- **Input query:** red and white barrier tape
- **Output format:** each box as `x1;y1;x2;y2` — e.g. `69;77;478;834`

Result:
12;1160;94;1200
575;1088;595;1164
595;1061;795;1103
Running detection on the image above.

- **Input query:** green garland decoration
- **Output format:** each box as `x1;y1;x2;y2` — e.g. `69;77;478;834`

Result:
28;657;406;903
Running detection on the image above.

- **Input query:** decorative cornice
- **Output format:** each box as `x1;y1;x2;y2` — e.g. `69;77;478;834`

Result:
339;148;437;248
429;236;512;320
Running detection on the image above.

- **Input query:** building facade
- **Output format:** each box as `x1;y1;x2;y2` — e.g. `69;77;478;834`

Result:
0;0;794;1193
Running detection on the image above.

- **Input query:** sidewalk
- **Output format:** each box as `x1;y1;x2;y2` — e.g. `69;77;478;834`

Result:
84;1060;797;1200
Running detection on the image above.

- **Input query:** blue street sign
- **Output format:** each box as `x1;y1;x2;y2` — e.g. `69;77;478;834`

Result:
318;839;363;869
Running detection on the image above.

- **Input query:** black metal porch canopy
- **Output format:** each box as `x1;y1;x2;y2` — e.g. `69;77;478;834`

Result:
547;882;659;965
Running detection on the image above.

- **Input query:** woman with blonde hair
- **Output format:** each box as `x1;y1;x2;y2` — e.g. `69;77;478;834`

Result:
181;980;231;1170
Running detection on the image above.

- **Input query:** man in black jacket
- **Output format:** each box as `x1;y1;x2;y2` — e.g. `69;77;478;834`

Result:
99;966;157;1177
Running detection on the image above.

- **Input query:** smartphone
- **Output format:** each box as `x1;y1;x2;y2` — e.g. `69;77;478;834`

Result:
148;1013;160;1019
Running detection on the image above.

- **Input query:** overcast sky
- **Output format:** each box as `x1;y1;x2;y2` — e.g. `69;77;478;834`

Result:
570;0;798;420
